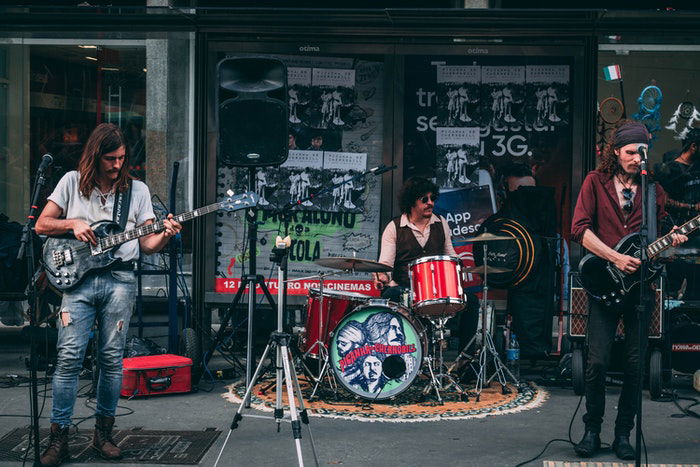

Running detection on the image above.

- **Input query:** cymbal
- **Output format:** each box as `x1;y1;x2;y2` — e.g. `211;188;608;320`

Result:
459;232;514;242
463;264;513;274
314;257;393;273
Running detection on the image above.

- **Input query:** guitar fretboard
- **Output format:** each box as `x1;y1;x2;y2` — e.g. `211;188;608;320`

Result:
97;193;254;251
648;215;700;258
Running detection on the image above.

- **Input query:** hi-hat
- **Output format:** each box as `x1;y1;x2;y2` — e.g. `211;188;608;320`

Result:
459;232;514;242
463;264;513;274
315;257;392;272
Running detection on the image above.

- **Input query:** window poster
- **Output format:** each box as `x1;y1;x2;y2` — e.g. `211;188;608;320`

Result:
215;53;384;296
403;54;573;239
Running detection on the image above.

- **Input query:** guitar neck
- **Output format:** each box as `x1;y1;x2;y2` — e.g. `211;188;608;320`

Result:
98;202;220;251
647;214;700;258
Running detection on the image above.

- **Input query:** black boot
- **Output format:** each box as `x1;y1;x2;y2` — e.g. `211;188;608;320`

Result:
574;430;601;458
612;435;635;460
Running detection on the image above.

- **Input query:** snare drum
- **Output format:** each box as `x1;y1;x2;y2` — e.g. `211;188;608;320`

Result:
299;288;371;358
409;255;465;317
329;301;426;400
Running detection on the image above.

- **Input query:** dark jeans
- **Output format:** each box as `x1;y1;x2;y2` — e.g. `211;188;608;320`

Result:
583;296;648;436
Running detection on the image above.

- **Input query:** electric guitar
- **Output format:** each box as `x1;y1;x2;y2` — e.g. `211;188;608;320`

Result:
579;214;700;305
42;191;258;291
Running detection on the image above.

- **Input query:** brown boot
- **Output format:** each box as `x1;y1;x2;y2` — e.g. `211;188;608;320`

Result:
91;415;122;459
40;423;70;466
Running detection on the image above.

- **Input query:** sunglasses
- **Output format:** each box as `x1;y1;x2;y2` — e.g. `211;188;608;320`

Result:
622;188;634;213
419;195;439;204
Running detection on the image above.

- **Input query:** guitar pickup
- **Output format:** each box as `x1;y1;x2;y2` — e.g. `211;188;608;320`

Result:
52;249;73;267
90;243;103;256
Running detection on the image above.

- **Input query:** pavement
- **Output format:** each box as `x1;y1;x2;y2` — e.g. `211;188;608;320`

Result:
0;325;698;467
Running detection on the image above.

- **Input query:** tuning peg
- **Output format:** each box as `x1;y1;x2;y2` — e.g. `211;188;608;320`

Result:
226;189;234;196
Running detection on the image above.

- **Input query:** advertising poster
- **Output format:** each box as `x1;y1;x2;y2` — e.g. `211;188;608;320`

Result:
403;54;573;239
215;54;384;296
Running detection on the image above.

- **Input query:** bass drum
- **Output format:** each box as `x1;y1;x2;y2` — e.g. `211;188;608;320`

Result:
329;301;426;400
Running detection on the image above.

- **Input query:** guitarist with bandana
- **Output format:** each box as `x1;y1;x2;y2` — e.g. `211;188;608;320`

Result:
570;120;687;460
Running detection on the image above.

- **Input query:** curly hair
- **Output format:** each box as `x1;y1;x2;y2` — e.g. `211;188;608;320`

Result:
77;123;130;198
598;119;646;175
398;177;439;215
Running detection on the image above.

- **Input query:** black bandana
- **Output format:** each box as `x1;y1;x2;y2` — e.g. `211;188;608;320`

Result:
613;121;650;149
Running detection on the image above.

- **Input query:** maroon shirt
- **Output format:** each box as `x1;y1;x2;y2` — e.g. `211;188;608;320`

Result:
571;170;670;249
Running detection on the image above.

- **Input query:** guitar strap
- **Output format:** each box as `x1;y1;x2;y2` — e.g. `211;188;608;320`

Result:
112;181;133;231
647;181;657;243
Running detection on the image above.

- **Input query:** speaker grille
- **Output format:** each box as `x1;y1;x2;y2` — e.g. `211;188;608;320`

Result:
218;98;288;167
568;273;662;338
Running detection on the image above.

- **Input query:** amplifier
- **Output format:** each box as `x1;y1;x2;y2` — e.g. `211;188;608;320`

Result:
568;273;663;339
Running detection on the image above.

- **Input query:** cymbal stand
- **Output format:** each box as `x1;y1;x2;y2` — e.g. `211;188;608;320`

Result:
214;243;319;467
423;315;468;402
473;241;520;400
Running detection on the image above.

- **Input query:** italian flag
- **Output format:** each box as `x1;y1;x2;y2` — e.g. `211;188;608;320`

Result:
603;64;622;81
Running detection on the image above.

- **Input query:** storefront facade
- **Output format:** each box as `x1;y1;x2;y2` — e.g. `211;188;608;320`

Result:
1;6;698;340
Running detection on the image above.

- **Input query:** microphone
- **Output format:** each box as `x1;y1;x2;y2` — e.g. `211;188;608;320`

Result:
637;145;648;160
369;164;398;176
37;153;53;173
637;145;648;174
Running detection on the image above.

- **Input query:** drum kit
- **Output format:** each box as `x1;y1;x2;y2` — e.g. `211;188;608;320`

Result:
294;231;521;403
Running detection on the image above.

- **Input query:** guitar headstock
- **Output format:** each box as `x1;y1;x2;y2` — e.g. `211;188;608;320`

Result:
219;191;259;212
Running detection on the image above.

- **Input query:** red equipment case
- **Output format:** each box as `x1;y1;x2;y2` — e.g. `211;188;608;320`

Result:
121;354;192;397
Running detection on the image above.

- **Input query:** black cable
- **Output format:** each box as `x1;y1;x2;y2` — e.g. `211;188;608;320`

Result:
514;392;587;466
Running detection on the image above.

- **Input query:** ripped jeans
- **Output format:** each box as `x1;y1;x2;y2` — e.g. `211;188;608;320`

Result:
51;270;135;427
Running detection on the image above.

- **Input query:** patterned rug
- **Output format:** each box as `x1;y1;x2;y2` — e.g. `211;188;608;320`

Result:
223;377;547;423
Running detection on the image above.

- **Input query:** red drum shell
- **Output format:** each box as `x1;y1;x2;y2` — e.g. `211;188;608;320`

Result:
299;288;372;357
409;255;465;317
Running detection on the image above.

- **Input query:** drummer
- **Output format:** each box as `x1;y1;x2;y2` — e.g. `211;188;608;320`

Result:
374;176;456;299
374;177;478;349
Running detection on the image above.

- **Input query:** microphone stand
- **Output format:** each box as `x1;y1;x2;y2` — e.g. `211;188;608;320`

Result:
17;158;53;465
635;148;651;467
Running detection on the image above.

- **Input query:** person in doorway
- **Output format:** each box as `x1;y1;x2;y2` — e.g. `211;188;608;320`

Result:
570;120;686;460
35;123;182;466
654;128;700;298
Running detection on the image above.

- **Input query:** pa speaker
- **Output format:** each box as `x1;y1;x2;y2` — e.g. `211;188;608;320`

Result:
217;57;288;167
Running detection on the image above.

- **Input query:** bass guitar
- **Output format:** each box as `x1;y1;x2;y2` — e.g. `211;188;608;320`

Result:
578;214;699;305
42;191;258;292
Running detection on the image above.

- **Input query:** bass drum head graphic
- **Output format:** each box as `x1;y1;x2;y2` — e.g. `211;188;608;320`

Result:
329;304;424;400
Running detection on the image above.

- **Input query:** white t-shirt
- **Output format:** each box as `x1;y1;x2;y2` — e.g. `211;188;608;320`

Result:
47;171;156;261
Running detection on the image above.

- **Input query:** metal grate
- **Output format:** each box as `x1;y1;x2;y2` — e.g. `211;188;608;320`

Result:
0;427;220;464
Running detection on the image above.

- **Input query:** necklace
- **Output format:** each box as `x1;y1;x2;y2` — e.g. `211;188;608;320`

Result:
96;188;113;205
616;175;635;214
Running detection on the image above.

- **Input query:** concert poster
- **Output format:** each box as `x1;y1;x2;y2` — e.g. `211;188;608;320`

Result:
437;65;482;127
435;126;480;189
525;65;570;128
309;68;356;130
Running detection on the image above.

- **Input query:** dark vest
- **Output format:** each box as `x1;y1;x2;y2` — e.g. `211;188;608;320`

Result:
392;217;445;287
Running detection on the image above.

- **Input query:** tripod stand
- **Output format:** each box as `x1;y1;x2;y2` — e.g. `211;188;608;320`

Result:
202;167;276;406
213;241;318;467
473;241;520;399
